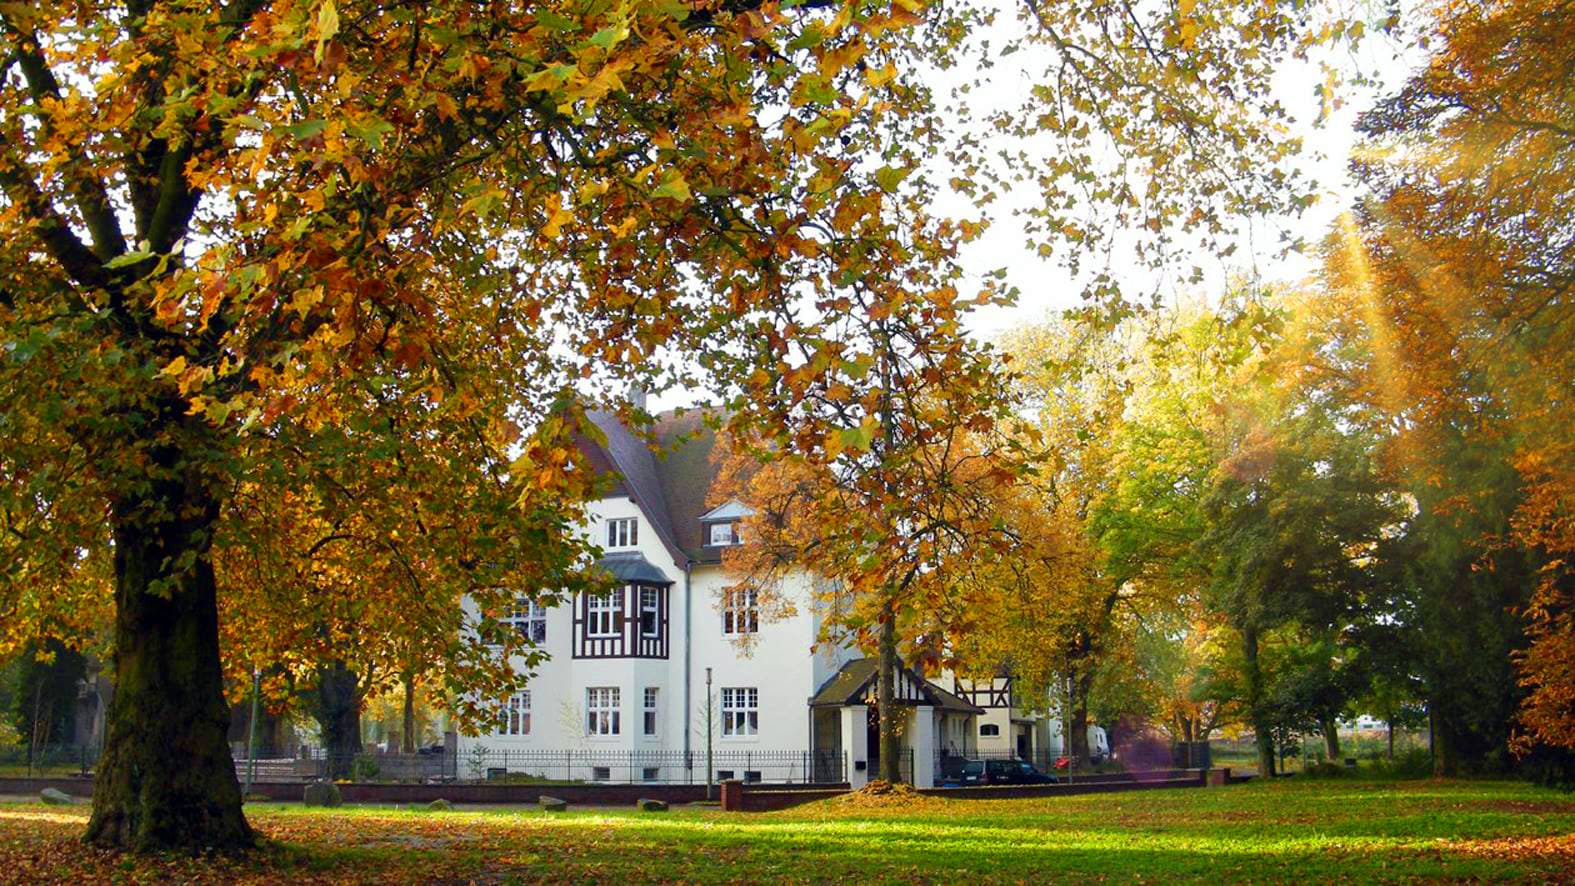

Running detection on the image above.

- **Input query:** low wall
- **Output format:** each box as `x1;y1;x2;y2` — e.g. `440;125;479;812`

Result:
0;770;1211;809
0;776;849;807
0;776;93;798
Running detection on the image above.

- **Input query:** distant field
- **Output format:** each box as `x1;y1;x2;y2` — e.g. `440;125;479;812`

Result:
2;777;1573;883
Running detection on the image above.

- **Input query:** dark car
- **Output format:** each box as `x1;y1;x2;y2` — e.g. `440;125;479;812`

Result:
953;758;1057;786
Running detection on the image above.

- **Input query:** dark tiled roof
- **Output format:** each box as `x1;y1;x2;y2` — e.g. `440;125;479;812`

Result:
596;552;673;585
652;410;728;564
576;406;741;567
583;409;687;566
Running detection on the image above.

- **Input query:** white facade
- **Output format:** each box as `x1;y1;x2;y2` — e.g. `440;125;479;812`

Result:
455;409;989;787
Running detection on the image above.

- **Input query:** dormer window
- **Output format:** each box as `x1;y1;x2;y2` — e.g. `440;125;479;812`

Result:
606;517;638;548
708;521;740;547
700;501;752;547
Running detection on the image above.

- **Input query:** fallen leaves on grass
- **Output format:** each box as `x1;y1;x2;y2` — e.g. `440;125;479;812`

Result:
824;780;945;811
1444;832;1575;863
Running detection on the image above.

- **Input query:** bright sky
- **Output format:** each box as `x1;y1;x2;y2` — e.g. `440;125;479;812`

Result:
650;6;1420;413
957;19;1418;340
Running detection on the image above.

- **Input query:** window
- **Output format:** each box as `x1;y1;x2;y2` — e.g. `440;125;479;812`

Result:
606;517;638;548
639;588;661;637
980;723;1000;737
592;766;611;781
642;767;660;781
643;687;659;736
586;591;623;637
499;691;530;736
504;601;547;644
707;521;740;546
721;687;758;737
586;687;621;736
722;588;758;635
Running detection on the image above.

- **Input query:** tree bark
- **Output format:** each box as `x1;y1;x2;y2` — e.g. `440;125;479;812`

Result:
314;661;362;778
401;672;417;754
1242;624;1275;777
1068;665;1092;768
85;485;253;852
876;600;902;783
1322;717;1341;761
1387;719;1395;761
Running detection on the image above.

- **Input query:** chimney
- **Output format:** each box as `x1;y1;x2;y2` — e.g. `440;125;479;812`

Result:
628;385;648;412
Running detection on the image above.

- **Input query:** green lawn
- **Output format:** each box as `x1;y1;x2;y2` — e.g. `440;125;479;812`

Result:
2;777;1572;883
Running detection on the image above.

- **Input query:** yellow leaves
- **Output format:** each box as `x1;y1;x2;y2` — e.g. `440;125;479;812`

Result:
864;63;898;89
610;215;639;238
541;193;572;240
161;355;188;379
314;0;339;65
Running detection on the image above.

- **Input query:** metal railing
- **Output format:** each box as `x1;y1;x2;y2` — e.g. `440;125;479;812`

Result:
239;748;847;785
0;743;98;777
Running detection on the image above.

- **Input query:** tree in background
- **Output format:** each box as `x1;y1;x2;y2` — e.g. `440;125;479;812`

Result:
8;640;89;750
1337;0;1574;770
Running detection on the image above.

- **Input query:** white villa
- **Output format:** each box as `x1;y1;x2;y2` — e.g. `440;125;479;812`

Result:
456;407;1059;788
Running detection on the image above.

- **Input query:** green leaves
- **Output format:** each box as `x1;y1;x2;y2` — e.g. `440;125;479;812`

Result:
287;119;327;140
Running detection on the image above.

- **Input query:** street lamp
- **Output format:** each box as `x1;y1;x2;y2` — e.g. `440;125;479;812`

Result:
705;667;714;801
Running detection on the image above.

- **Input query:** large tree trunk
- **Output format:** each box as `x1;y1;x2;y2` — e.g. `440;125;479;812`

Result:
314;661;362;778
1242;624;1275;777
876;602;902;783
1322;717;1341;761
85;486;253;852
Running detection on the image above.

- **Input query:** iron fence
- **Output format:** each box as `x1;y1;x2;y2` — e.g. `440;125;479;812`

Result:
0;743;98;777
862;747;913;783
240;748;848;785
934;748;1058;782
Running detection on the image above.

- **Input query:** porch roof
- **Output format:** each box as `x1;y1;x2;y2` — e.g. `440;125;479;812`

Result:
809;658;984;715
595;552;673;585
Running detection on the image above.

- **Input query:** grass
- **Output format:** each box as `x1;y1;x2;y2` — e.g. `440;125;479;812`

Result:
1;777;1573;883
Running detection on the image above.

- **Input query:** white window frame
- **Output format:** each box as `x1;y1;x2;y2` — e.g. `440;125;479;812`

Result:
606;517;638;549
721;687;759;737
722;588;759;635
499;691;531;736
642;687;659;737
586;591;623;637
639;587;661;638
586;686;620;736
504;600;547;644
707;521;739;546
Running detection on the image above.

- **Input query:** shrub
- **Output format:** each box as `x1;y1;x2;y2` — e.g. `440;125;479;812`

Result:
351;754;381;782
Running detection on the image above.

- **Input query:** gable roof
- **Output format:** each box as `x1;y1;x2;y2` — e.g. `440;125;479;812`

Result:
575;407;743;567
809;658;984;715
583;409;687;566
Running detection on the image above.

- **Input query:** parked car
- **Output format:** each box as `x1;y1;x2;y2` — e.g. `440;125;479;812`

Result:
949;758;1057;786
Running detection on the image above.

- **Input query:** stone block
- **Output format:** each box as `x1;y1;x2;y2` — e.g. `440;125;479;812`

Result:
39;788;73;805
636;798;668;812
303;779;343;807
539;795;568;812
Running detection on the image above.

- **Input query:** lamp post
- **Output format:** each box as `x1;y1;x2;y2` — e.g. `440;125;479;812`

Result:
244;667;260;795
705;666;714;801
